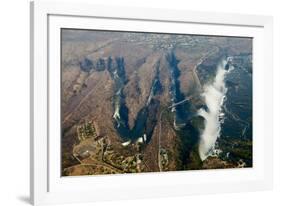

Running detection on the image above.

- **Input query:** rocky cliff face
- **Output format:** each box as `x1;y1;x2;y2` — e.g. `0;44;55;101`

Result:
61;30;252;175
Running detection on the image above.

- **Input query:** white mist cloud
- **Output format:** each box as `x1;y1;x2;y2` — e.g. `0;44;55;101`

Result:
198;59;228;161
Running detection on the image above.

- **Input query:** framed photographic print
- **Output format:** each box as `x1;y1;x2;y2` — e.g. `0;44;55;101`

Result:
30;1;273;205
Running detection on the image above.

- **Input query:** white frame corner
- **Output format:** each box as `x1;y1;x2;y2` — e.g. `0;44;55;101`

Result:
30;1;273;205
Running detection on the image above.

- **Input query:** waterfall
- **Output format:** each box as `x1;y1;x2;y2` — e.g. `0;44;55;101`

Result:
198;58;231;161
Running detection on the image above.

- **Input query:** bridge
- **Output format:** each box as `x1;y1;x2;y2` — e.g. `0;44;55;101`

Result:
158;97;191;172
168;98;191;109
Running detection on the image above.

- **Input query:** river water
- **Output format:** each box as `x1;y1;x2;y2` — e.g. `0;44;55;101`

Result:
109;57;161;143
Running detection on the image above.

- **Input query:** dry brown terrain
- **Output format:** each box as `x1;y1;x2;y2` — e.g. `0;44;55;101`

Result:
61;29;252;176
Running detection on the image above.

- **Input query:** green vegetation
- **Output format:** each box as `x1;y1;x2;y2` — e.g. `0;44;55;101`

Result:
218;138;252;167
77;121;97;141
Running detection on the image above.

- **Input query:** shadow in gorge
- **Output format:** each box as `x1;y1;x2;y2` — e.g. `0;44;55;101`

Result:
166;51;201;169
166;51;191;128
176;124;202;170
107;57;162;143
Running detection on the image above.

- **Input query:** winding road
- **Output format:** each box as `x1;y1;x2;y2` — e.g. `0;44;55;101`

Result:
158;97;191;172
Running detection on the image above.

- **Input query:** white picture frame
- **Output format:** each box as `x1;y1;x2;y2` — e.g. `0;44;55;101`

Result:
30;0;273;205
